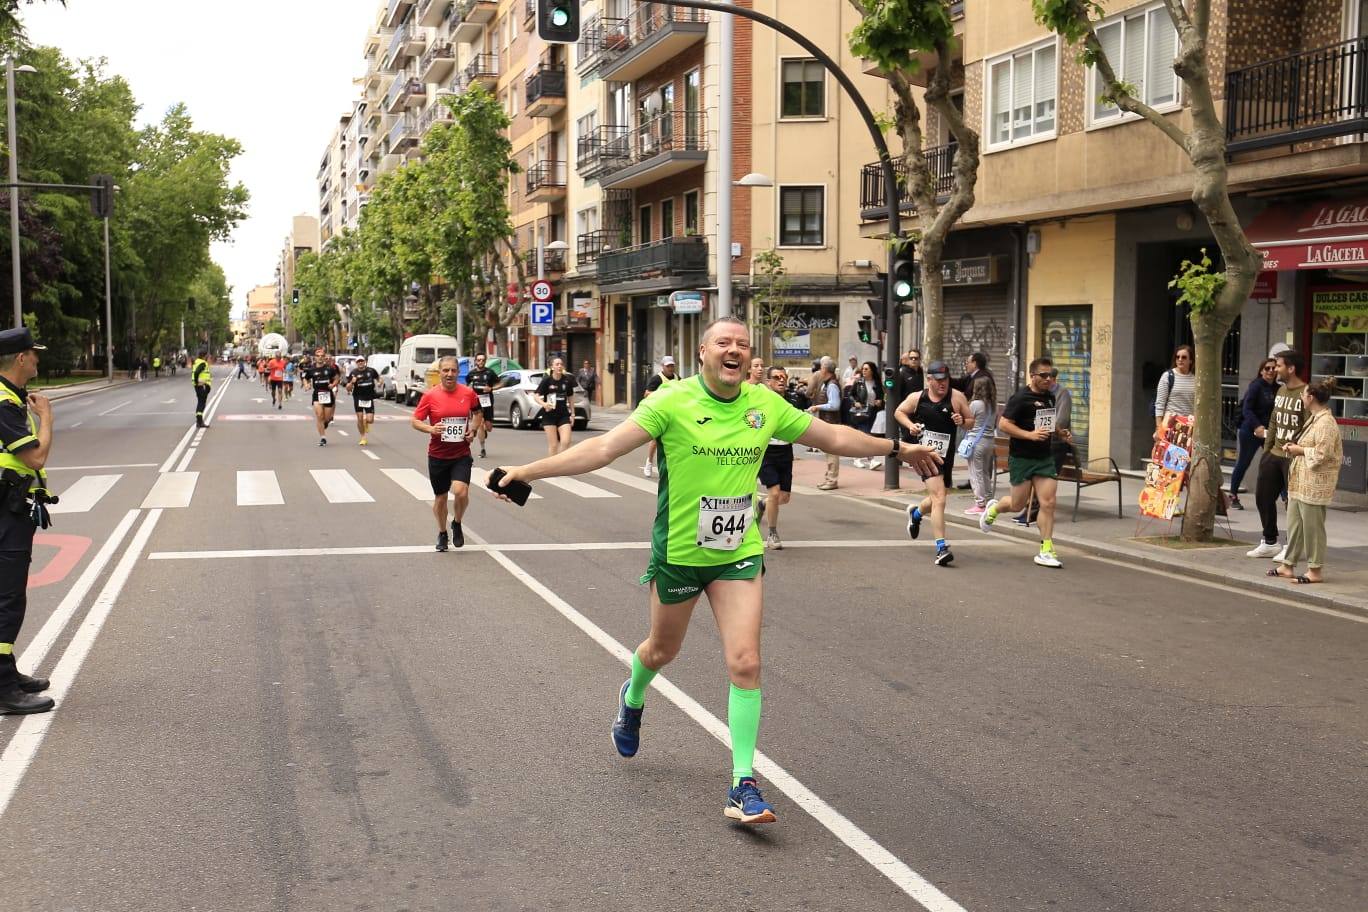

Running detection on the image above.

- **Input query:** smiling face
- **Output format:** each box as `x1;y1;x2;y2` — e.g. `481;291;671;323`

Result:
698;319;753;393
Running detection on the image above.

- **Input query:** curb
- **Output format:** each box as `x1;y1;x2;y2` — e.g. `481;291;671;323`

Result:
858;492;1368;619
38;378;138;402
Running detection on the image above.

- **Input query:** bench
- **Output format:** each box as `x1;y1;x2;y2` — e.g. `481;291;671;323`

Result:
990;436;1123;522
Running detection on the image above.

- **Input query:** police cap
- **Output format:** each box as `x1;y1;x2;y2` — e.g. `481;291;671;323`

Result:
0;328;46;355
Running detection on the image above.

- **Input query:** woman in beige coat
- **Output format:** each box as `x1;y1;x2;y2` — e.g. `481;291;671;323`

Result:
1268;381;1344;584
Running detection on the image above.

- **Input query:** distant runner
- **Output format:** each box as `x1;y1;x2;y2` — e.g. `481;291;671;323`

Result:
465;353;499;459
307;348;340;446
494;317;940;825
347;355;380;445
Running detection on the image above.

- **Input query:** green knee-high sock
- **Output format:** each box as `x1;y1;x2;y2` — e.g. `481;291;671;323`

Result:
728;683;763;786
624;650;657;709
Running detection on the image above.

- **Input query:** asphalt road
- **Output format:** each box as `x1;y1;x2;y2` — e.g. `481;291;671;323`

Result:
2;368;1365;912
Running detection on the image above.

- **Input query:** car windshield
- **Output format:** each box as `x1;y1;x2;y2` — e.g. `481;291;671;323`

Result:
438;348;457;359
415;348;434;363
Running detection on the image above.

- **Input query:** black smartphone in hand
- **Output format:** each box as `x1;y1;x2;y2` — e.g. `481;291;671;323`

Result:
487;467;532;506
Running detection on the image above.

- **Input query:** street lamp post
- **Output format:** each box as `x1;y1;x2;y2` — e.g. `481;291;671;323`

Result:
6;57;37;330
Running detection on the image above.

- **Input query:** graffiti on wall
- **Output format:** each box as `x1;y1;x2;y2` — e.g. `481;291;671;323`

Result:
1041;306;1093;460
946;314;1009;367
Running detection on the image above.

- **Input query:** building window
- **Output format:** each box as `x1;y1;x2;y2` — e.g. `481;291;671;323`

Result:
1090;3;1180;124
684;190;700;235
986;39;1057;148
660;198;675;238
781;59;825;118
638;205;652;244
779;186;824;247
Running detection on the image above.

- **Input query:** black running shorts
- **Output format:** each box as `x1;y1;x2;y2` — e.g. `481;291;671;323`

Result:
428;455;473;495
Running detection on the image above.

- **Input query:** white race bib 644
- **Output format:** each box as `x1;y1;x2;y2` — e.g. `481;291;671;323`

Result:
440;417;468;443
696;495;752;550
922;430;951;457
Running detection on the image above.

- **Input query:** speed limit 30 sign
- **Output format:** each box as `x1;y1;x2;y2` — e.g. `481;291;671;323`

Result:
531;280;553;302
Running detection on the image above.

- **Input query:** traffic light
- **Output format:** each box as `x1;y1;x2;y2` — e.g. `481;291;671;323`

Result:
857;316;873;345
291;288;300;306
891;243;916;305
537;0;580;42
91;174;115;219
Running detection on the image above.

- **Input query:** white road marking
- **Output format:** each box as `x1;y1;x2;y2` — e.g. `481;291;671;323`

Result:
173;448;196;473
310;469;374;504
69;421;82;429
591;466;659;494
540;476;619;499
97;399;130;417
46;463;157;471
237;470;284;506
140;472;198;509
470;467;543;499
337;429;349;437
146;539;953;560
362;450;381;461
161;399;176;404
49;474;121;514
0;510;162;820
467;528;970;912
381;468;435;501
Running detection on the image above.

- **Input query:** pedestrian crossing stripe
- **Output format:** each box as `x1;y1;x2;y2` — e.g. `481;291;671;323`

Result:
50;475;121;514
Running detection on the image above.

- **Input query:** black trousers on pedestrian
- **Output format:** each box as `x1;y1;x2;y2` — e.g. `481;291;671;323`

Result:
0;547;33;663
195;384;210;419
1255;453;1290;545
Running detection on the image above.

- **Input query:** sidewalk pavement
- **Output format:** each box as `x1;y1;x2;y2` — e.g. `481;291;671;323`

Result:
35;375;137;401
788;450;1368;617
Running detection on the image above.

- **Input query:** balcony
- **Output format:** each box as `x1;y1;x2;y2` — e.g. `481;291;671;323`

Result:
419;101;454;133
387;113;419;156
525;64;567;118
575;14;619;75
522;247;566;276
384;0;414;28
417;0;448;27
598;5;708;83
419;41;456;82
525;160;568;204
451;0;497;44
857;144;955;221
576;125;631;179
1226;37;1368;154
599;110;708;189
384;23;425;71
597;236;709;293
453;52;499;93
575;228;621;270
385;76;425;114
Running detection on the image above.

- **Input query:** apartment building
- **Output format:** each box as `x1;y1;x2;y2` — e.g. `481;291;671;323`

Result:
245;284;279;340
318;115;350;246
275;214;321;343
854;0;1368;495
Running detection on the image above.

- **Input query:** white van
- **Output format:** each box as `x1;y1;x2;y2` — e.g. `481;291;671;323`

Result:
395;334;458;406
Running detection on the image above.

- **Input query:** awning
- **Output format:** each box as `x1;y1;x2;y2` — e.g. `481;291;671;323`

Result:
1244;197;1368;271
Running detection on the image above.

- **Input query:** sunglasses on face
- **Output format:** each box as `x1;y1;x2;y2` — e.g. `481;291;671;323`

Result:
1033;372;1052;378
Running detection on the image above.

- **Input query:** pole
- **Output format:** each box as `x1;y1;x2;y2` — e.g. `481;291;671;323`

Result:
654;0;903;486
103;216;113;381
715;2;733;318
7;56;22;329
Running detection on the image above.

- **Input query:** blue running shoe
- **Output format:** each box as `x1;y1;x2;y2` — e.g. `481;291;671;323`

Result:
611;680;643;758
725;777;777;825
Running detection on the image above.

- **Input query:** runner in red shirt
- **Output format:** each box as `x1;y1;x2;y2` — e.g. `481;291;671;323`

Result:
267;356;287;409
411;356;484;552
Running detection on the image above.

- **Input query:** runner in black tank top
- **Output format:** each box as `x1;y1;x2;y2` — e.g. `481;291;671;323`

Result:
893;360;975;567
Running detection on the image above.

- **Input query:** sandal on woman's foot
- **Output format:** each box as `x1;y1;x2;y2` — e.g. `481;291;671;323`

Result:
1266;567;1291;578
1291;575;1321;585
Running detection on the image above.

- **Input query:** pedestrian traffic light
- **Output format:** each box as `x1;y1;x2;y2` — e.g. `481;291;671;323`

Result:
291;288;300;306
537;0;580;42
91;174;115;219
857;316;873;345
891;245;916;304
868;273;887;303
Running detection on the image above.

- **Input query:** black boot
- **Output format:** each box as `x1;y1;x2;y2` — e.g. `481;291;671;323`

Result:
16;669;49;693
0;667;54;714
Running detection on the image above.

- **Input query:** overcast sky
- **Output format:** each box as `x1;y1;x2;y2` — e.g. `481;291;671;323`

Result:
21;0;380;317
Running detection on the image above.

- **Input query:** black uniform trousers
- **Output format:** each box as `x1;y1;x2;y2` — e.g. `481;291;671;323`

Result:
195;383;210;418
0;512;36;681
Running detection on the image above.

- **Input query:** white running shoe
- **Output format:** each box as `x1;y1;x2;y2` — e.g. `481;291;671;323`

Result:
1246;541;1280;558
979;499;998;534
1273;545;1288;563
642;463;653;478
853;458;869;469
1034;549;1063;569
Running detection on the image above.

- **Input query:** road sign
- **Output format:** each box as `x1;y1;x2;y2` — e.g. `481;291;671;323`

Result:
531;300;554;337
532;280;553;302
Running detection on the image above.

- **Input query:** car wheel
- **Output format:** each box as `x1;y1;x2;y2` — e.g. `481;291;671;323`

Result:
510;403;525;430
405;389;418;407
574;418;587;432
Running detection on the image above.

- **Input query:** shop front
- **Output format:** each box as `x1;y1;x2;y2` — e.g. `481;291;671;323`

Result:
1245;195;1368;494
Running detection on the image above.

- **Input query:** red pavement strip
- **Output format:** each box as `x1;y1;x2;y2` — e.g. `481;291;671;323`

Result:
29;534;92;589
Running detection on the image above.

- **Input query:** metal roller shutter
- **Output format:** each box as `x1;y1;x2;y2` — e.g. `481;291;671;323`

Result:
939;285;1014;387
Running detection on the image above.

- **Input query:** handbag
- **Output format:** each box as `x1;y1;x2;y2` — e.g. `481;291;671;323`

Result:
956;410;990;460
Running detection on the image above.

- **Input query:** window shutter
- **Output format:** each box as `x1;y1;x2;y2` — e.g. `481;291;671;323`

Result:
990;60;1012;144
1094;21;1122;120
1012;50;1034;139
1123;12;1147;99
1034;44;1057;132
1147;7;1177;106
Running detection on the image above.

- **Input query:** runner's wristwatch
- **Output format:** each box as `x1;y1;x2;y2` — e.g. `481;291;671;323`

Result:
889;439;900;457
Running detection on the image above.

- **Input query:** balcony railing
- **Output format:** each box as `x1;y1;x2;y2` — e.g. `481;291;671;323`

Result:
419;102;454;132
576;228;621;267
385;0;414;28
387;113;418;152
526;160;568;195
1225;37;1368;153
451;0;497;43
576;124;632;177
598;4;707;81
385;76;424;112
576;14;624;73
454;53;499;92
385;23;421;70
525;64;567;115
417;0;448;27
857;144;956;219
598;110;708;186
597;236;709;287
419;41;456;80
522;247;566;274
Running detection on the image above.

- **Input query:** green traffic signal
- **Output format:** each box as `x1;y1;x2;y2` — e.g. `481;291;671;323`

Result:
551;8;569;25
892;277;914;299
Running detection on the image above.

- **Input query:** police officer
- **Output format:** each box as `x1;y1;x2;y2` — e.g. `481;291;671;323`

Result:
192;349;211;428
0;328;56;713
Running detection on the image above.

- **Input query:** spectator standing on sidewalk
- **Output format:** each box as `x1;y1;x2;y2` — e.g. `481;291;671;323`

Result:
851;361;884;468
1247;349;1306;558
746;357;766;385
964;374;998;514
841;355;859;390
1267;380;1343;584
576;359;599;407
808;357;842;490
1153;344;1196;440
898;349;925;395
1229;358;1278;510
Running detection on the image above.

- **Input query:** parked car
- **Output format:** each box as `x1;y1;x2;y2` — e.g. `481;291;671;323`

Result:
395;334;459;405
491;369;591;431
378;363;400;401
334;354;361;378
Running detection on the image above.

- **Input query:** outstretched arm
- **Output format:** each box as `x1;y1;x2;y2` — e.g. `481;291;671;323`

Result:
497;419;653;487
796;420;941;476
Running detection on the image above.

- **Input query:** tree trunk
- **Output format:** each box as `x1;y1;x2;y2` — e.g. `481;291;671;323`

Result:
1180;315;1226;540
919;242;945;361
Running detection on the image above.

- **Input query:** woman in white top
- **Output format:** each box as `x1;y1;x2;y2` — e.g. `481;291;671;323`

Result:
1154;344;1197;441
963;374;998;514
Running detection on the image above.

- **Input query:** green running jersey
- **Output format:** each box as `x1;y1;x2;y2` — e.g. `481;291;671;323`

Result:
632;375;812;566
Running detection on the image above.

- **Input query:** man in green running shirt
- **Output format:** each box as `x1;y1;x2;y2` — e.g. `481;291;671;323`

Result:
495;317;940;825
